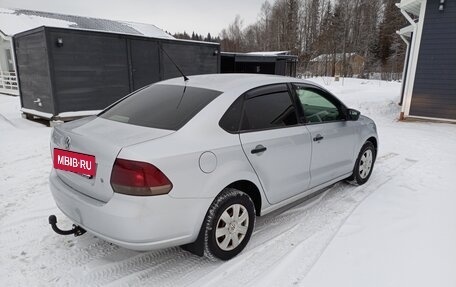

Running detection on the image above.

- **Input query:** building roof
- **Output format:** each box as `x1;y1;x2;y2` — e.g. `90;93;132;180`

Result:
220;51;298;62
0;8;174;39
246;51;291;56
397;0;423;16
310;53;364;62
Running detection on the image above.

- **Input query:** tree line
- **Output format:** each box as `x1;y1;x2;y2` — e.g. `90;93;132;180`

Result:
173;31;221;43
174;0;407;79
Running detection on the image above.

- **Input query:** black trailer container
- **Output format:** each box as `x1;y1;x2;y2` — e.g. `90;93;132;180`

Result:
220;52;297;77
13;26;220;122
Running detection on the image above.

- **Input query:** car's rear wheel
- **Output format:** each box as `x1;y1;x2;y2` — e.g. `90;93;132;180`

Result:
203;188;255;261
349;141;376;185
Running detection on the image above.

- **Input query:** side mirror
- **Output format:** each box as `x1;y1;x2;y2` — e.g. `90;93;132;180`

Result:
347;108;361;121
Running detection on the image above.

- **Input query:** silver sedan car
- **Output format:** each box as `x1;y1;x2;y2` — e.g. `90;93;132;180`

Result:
49;74;378;260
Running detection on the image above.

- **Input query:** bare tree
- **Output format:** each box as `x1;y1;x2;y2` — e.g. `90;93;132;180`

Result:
217;0;406;78
220;15;244;51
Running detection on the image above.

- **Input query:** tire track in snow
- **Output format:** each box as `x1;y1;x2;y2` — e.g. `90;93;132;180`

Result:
191;153;417;287
81;249;182;286
255;155;417;286
75;153;410;287
81;223;305;286
118;251;211;287
67;153;413;287
63;240;121;267
2;153;415;287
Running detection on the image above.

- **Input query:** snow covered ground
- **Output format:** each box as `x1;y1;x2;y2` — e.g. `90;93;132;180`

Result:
1;78;455;286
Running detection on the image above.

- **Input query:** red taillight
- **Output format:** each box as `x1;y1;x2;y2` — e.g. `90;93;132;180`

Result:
110;158;173;196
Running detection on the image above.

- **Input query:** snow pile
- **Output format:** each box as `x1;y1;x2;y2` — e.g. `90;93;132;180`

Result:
1;77;455;286
310;77;401;119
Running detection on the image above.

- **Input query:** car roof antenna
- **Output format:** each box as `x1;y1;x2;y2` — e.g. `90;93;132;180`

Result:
160;45;189;82
160;45;188;108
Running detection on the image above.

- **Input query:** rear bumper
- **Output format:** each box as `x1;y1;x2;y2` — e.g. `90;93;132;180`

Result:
49;170;212;250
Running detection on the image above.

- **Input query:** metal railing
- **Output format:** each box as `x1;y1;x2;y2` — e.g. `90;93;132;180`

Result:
0;70;19;95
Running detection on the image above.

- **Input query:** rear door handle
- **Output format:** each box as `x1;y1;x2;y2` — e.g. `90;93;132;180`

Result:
313;134;324;142
251;145;267;154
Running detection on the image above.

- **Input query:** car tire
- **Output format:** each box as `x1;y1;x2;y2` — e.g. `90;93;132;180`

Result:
348;141;376;185
202;188;255;261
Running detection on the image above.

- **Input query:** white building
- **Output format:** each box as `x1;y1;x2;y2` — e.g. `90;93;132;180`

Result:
0;29;18;95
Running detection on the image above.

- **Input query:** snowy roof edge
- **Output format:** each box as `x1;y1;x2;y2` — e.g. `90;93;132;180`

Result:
12;26;220;47
0;7;174;39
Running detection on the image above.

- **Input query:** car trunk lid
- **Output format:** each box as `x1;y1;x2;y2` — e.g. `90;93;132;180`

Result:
51;116;174;202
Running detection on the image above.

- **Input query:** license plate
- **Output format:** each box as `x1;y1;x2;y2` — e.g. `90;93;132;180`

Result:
53;148;96;177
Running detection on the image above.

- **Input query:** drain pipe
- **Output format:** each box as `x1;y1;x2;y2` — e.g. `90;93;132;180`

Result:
398;34;411;107
395;3;417;119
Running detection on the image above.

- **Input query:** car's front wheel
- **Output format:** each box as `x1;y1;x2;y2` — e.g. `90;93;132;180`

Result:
203;188;255;261
349;141;376;185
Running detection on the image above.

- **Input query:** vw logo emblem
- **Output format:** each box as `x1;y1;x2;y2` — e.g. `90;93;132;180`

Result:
63;136;71;150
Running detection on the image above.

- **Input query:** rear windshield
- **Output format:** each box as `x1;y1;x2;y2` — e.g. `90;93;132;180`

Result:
100;84;222;130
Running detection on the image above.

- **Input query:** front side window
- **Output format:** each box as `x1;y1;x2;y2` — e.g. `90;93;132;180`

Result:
241;85;298;131
100;84;222;130
294;86;344;123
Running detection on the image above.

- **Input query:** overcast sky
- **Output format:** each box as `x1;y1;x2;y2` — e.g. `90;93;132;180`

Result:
0;0;266;36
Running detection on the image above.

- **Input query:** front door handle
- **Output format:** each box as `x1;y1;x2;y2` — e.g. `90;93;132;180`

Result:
313;134;324;142
251;145;267;154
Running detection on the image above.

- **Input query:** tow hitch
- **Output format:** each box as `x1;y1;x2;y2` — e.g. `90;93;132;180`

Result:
48;215;86;236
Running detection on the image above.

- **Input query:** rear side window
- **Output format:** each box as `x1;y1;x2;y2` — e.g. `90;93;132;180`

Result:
100;84;222;130
219;96;244;133
241;86;298;131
